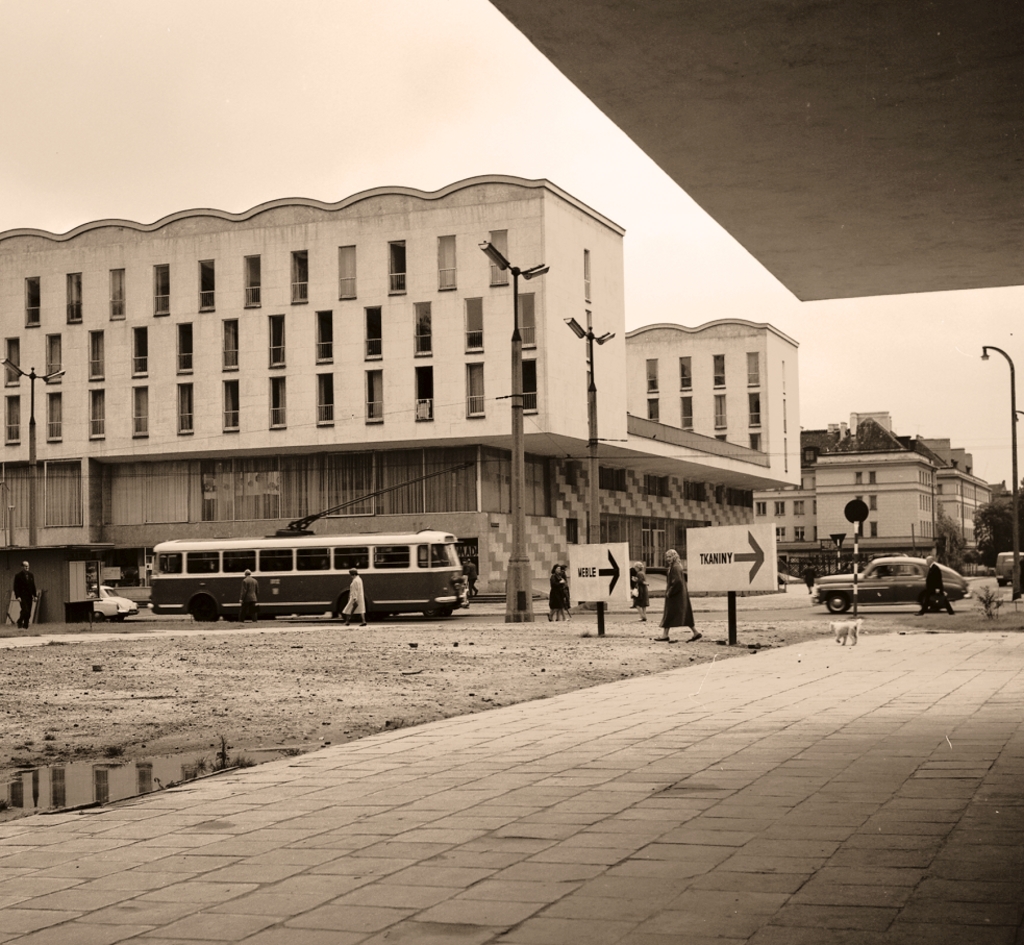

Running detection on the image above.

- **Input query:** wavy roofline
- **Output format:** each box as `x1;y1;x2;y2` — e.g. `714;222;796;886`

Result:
626;319;799;348
0;174;625;244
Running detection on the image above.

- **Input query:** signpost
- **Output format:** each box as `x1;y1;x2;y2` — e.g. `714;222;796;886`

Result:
568;543;630;636
687;525;778;644
844;499;869;617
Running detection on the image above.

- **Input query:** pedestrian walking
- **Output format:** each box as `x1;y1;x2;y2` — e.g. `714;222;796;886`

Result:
238;569;259;623
630;560;650;621
802;565;816;595
13;561;36;629
342;568;368;626
654;549;700;643
463;559;478;598
548;564;571;621
917;555;955;615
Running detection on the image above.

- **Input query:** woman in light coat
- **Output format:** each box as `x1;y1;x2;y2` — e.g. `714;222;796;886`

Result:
654;549;700;642
342;568;367;626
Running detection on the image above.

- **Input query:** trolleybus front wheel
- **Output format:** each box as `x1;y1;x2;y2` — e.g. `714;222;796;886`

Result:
189;595;220;622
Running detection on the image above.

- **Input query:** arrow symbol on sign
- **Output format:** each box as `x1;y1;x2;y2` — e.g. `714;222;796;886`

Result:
734;531;764;582
597;550;620;594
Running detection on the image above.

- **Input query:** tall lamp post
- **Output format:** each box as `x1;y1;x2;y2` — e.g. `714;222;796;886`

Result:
479;241;548;622
1;360;64;550
981;346;1020;600
565;315;615;634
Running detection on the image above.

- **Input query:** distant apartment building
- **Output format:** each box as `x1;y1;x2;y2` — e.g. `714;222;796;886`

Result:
755;412;991;567
0;176;799;619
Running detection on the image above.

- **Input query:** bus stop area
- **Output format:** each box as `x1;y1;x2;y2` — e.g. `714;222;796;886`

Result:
0;630;1022;944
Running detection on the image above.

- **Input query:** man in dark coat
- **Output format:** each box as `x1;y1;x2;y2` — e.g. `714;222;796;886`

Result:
917;555;954;615
238;569;259;623
13;561;36;629
654;549;700;642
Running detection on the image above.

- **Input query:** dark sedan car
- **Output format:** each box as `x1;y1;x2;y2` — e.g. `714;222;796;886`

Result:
812;556;970;614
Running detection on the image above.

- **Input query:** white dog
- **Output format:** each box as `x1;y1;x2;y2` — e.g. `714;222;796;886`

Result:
830;618;862;646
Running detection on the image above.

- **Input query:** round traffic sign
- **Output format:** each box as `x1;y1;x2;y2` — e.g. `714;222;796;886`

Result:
845;499;869;523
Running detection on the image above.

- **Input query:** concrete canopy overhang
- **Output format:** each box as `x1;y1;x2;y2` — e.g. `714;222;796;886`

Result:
489;0;1024;301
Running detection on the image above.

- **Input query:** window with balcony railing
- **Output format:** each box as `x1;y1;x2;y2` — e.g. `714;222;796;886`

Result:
747;351;760;387
291;250;308;304
714;393;727;429
269;377;286;428
132;327;148;375
414;302;431;355
223;380;239;432
388;241;406;294
748;392;761;427
465;297;484;350
4;339;19;387
90;390;105;438
488;230;509;286
520;293;536;347
523;359;537;413
66;273;83;324
25;277;40;327
88;331;105;380
47;392;62;441
466;363;485;417
132;388;148;437
222;320;239;370
338;244;356;299
110;269;125;320
244;255;261;307
438;235;456;290
199;259;215;311
6;396;20;443
713;354;726;387
416;398;433;421
365;307;382;359
177;323;193;373
269;315;285;367
366;370;383;422
45;335;61;379
177;384;193;434
154;265;170;316
316;311;333;362
317;374;334;426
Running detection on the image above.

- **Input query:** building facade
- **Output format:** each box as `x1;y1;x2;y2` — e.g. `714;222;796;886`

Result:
1;176;798;619
755;413;991;571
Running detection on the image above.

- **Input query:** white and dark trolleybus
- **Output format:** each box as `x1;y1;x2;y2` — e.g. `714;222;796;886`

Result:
151;530;467;622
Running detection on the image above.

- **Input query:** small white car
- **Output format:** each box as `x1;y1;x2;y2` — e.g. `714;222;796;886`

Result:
93;586;140;621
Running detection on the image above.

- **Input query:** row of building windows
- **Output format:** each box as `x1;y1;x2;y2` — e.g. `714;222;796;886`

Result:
647;352;761;395
647;391;763;438
3;363;540;443
5;298;540;387
12;235;591;327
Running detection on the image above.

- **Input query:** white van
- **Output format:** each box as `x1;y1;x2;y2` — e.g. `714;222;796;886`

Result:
995;552;1016;586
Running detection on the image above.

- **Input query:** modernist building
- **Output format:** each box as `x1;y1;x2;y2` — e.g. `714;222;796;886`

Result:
755;412;991;569
0;176;798;619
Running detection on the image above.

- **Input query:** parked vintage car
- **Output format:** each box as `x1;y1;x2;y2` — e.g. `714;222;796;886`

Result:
812;556;970;614
995;552;1016;587
93;585;140;621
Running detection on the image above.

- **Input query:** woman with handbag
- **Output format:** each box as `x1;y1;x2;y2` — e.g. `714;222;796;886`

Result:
630;561;650;622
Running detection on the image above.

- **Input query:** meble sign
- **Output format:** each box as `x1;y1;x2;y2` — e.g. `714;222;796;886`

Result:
686;524;778;593
567;543;631;604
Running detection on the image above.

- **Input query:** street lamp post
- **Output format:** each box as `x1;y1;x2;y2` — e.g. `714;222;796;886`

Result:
982;346;1020;600
1;360;64;550
479;241;548;623
565;315;615;635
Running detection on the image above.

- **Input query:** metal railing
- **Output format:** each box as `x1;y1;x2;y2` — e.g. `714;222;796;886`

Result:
133;417;148;437
223;410;239;432
223;348;238;370
66;302;82;323
90;418;105;438
366;338;382;358
89;360;104;380
291;282;308;303
199;290;215;311
110;299;125;319
5;423;18;443
317;403;334;425
339;276;356;299
521;325;536;347
177;413;193;435
25;308;40;327
154;295;170;316
438;268;456;290
316;342;333;362
467;396;485;417
366;400;383;421
523;392;537;412
415;334;432;355
466;330;483;350
389;273;406;293
48;421;62;440
490;265;508;286
270;407;286;428
269;346;285;368
177;353;193;373
245;286;261;308
416;398;433;421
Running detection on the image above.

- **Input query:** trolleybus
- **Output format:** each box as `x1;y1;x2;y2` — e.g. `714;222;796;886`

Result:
151;530;466;621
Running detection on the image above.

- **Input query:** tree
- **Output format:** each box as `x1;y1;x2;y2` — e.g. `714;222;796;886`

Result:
935;507;966;572
974;500;1018;567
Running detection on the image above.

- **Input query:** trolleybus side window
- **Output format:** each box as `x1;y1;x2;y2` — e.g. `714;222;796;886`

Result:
259;548;294;572
433;543;457;567
297;547;331;571
158;553;183;574
334;547;369;571
374;545;410;569
223;550;256;573
187;552;220;574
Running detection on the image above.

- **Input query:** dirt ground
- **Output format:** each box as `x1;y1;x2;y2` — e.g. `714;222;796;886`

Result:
0;603;1012;775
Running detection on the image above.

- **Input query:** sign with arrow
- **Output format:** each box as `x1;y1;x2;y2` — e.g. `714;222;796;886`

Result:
686;524;778;593
567;543;631;604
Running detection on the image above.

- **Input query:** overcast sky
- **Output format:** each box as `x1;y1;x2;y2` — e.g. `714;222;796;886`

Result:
1;0;1020;487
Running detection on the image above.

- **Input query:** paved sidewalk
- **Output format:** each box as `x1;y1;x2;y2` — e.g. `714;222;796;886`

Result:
1;631;1022;944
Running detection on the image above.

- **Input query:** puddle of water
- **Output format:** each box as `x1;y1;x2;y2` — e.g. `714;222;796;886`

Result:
0;748;294;821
